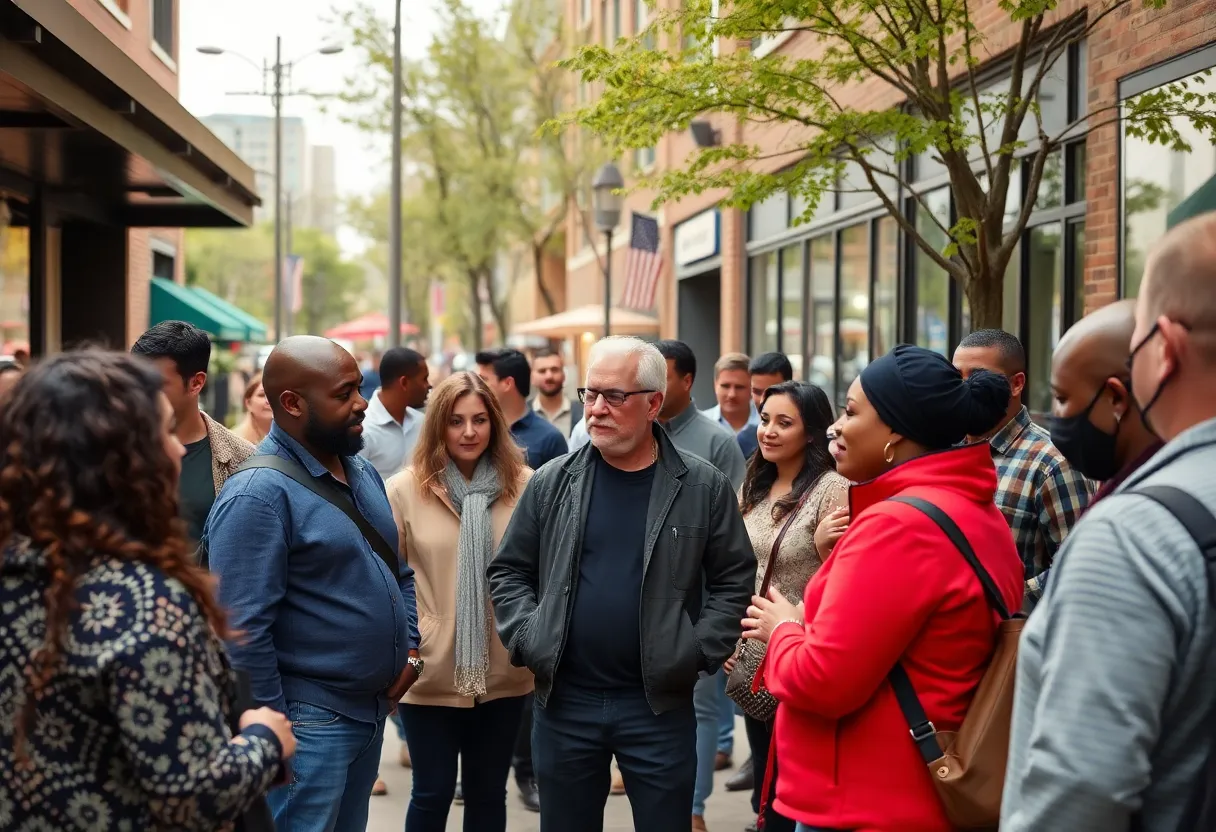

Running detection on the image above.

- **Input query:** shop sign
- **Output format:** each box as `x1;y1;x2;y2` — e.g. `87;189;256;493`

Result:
674;210;719;265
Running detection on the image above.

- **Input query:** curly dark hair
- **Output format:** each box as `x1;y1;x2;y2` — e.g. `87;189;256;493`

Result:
740;381;837;521
0;350;230;757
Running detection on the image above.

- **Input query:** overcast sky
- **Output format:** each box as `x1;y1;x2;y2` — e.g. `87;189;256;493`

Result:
178;0;499;253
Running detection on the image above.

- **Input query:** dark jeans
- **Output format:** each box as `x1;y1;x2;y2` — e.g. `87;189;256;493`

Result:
744;713;795;832
533;683;697;832
513;692;534;781
399;695;526;832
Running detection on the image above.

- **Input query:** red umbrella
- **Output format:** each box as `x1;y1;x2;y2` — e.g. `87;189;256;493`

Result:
324;312;419;341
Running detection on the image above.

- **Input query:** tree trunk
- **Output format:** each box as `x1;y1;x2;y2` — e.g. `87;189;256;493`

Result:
467;269;484;351
533;240;557;316
484;265;510;343
963;262;1005;332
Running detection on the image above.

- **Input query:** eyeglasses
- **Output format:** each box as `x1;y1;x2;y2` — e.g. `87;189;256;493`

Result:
577;387;656;407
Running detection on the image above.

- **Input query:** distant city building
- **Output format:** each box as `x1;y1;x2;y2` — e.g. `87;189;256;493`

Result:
308;145;337;238
200;113;312;227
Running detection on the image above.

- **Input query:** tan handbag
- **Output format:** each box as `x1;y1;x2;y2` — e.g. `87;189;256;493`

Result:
724;489;812;722
887;495;1024;830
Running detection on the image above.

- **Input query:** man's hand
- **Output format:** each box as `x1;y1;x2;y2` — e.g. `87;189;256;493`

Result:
387;651;420;711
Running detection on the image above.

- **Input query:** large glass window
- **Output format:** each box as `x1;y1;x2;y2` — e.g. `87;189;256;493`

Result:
1026;223;1064;414
749;252;779;355
915;188;951;355
838;224;869;398
807;236;836;396
0;216;29;359
873;217;899;360
1071;222;1086;318
1122;66;1216;297
781;244;804;379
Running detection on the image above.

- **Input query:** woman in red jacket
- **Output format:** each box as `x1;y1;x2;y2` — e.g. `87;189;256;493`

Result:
743;345;1024;832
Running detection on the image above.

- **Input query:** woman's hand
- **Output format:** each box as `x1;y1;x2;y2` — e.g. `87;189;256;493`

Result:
741;586;803;644
815;506;850;559
239;707;296;759
722;644;741;675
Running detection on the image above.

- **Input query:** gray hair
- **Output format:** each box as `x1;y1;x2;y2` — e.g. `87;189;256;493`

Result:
586;336;667;394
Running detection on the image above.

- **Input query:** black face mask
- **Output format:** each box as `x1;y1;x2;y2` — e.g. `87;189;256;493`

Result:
1049;383;1122;481
1127;322;1171;439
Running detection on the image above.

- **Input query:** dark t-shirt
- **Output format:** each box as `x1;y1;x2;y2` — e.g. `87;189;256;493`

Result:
559;455;654;690
180;437;215;543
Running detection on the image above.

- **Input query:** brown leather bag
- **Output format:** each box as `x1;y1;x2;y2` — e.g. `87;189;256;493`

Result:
887;496;1024;830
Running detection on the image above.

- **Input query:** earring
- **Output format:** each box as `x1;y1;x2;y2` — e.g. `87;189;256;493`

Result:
883;441;895;465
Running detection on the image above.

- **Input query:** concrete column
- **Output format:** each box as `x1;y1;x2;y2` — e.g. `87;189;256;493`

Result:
719;206;746;354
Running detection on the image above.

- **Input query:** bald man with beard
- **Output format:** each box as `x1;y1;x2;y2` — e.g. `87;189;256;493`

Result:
206;336;421;832
1003;214;1216;832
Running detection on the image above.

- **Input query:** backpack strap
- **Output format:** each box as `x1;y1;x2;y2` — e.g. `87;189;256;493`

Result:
233;454;401;580
885;495;1017;764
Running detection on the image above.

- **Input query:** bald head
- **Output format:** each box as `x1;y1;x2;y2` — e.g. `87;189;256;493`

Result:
1141;212;1216;329
263;336;368;458
1053;299;1138;386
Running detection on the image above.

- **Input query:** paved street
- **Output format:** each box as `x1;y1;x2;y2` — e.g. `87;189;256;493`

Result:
368;715;760;832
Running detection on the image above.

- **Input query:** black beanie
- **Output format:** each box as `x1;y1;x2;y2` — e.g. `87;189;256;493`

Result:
859;345;1011;450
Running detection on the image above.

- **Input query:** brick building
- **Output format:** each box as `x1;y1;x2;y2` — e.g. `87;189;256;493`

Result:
544;0;1216;407
0;0;258;354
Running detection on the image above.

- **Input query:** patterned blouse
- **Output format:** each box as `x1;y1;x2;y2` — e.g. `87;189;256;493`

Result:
743;471;850;604
0;539;283;831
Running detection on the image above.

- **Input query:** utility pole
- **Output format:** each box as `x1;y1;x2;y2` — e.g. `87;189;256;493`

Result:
389;0;404;347
273;35;283;342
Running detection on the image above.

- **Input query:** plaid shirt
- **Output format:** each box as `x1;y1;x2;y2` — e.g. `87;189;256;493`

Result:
988;407;1094;604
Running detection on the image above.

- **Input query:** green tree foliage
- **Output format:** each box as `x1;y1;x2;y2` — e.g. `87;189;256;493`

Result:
559;0;1216;328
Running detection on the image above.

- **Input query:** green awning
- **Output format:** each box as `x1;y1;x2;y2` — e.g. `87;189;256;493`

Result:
189;286;269;342
1168;173;1216;229
150;278;249;342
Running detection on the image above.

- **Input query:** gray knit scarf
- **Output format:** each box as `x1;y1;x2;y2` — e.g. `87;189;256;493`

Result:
443;457;502;697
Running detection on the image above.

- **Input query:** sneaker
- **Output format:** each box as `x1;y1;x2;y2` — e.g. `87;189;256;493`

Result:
724;755;754;792
610;766;626;795
371;776;388;796
714;751;732;771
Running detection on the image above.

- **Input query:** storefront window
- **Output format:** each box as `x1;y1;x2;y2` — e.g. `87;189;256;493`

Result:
915;188;951;355
838;224;869;398
0;215;29;359
1027;223;1063;414
749;251;779;355
1071;222;1086;318
1122;67;1216;297
873;217;899;360
780;244;804;379
808;236;836;395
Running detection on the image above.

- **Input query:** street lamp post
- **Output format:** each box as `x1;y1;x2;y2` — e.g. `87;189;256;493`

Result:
198;40;344;341
592;161;624;339
389;0;404;347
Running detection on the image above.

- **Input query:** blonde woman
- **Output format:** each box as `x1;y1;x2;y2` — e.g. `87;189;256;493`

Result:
233;371;272;444
385;371;532;832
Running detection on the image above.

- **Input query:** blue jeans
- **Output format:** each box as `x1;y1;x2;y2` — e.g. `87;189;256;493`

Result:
693;671;725;815
399;696;525;832
716;671;734;755
267;701;384;832
533;682;697;832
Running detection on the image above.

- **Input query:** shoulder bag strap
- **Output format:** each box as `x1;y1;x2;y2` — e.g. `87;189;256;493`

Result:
757;487;815;599
235;455;401;580
884;494;1016;764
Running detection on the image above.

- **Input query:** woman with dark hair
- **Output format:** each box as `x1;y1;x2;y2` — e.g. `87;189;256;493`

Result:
725;380;846;832
0;351;294;830
385;371;532;832
743;345;1024;832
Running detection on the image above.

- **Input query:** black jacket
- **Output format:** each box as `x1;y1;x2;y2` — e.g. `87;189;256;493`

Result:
487;424;755;713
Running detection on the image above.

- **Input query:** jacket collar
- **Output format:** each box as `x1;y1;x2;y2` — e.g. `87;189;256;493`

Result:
564;421;687;478
850;442;998;516
989;406;1032;455
366;390;398;427
1118;417;1216;493
202;411;237;465
267;421;334;479
661;399;700;435
532;395;571;419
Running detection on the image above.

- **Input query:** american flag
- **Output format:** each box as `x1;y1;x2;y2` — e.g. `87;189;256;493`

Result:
621;212;663;311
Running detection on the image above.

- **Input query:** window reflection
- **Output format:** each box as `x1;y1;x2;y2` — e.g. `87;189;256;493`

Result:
1071;222;1086;318
1027;223;1064;414
781;244;804;380
838;224;869;397
0;220;29;359
1122;68;1216;297
808;236;836;396
873;217;899;359
749;251;779;355
915;189;951;356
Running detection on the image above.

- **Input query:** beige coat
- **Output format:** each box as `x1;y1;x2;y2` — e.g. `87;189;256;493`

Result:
385;466;534;708
203;411;255;495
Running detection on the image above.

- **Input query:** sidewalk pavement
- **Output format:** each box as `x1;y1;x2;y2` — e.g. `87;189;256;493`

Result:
367;715;759;832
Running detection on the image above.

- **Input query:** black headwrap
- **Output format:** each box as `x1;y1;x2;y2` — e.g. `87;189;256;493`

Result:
859;344;1011;450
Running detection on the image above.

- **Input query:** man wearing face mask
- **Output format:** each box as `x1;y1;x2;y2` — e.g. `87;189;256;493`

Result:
1002;213;1216;832
1049;299;1164;499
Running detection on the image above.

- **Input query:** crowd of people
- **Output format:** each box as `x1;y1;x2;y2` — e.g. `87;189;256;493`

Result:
1;211;1215;832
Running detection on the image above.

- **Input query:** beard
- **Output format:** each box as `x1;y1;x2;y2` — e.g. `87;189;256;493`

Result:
304;410;365;457
539;380;563;396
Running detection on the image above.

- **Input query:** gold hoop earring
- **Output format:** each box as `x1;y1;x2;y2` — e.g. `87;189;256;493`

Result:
883;441;896;465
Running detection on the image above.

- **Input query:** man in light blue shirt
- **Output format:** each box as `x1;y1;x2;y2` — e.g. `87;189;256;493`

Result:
702;352;760;462
359;347;430;480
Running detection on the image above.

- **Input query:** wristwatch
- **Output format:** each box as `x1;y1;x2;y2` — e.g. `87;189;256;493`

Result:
407;655;425;678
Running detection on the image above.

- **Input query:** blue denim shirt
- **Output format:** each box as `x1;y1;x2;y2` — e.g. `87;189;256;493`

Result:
205;423;419;723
